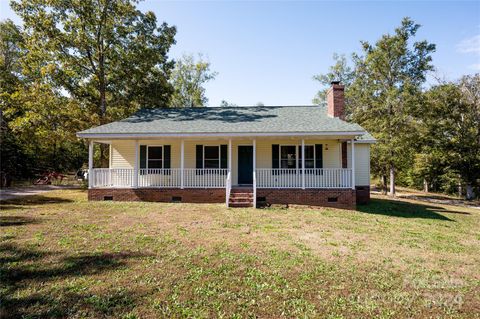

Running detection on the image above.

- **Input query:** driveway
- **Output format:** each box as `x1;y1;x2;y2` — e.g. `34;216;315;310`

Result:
0;185;79;201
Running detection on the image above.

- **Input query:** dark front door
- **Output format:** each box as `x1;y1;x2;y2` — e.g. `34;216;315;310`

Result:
238;146;253;184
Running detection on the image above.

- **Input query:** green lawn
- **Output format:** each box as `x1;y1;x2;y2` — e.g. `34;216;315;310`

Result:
1;190;479;318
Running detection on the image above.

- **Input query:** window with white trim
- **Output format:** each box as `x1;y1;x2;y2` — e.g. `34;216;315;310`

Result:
280;145;297;169
147;146;163;169
204;146;220;168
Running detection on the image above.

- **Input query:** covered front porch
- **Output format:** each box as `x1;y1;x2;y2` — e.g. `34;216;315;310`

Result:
87;135;359;207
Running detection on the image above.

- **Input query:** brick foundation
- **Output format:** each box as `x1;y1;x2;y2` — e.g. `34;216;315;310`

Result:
88;187;361;210
355;186;370;205
88;188;225;203
257;188;356;210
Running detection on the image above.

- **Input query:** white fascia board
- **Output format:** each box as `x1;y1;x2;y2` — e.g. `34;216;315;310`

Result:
77;131;366;139
346;139;377;144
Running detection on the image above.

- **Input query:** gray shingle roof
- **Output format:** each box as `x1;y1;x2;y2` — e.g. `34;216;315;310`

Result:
77;106;367;137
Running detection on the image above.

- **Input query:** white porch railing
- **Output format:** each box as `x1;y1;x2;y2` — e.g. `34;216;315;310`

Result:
256;168;352;189
184;169;228;188
90;168;228;188
90;168;352;189
91;168;134;188
138;169;181;188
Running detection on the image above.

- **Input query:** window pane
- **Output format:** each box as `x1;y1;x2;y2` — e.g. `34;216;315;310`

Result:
305;146;314;160
204;146;219;159
148;147;162;160
204;159;219;168
148;160;162;169
305;160;315;168
281;160;296;169
280;146;296;168
280;146;296;159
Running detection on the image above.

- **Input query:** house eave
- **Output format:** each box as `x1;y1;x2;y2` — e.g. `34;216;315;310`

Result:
76;131;366;140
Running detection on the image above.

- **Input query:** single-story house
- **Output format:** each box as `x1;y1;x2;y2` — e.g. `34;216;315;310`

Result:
77;82;375;209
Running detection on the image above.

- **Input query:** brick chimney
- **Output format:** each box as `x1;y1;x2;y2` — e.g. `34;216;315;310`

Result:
327;81;345;120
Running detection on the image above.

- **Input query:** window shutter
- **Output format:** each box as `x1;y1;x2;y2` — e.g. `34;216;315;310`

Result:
164;145;171;174
220;144;227;169
196;145;203;169
315;144;323;168
272;144;279;175
140;145;147;169
298;145;302;169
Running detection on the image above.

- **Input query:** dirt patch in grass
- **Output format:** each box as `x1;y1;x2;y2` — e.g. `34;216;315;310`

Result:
1;190;479;318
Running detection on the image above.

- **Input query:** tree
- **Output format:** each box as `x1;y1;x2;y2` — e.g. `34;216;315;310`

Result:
348;17;436;196
12;0;177;164
1;19;87;179
220;100;237;107
312;53;354;106
423;75;480;199
1;19;28;183
169;54;217;107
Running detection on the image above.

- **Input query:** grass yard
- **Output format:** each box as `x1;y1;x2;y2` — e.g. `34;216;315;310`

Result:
1;190;479;318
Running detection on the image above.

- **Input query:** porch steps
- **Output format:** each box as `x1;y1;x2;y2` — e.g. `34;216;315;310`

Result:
229;187;254;208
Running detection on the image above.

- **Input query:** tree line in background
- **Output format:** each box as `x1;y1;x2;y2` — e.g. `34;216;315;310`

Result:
313;18;479;199
0;0;216;184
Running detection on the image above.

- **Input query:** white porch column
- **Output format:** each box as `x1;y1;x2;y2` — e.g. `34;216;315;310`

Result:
181;140;185;189
253;138;257;208
301;139;305;189
133;140;139;188
351;139;355;190
88;140;93;189
228;139;232;171
252;139;256;172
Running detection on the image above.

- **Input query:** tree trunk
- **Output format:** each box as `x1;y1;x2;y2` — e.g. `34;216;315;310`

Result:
52;141;57;171
466;184;475;200
381;175;387;195
458;179;462;198
389;165;396;197
98;54;108;167
423;178;429;193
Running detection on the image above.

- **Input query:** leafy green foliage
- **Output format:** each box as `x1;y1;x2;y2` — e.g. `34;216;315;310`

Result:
169;54;217;107
312;53;354;105
11;0;177;123
313;18;478;198
313;18;436;196
1;0;179;179
421;76;480;199
349;18;436;196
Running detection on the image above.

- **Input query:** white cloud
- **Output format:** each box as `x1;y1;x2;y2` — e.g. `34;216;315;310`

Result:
457;34;480;55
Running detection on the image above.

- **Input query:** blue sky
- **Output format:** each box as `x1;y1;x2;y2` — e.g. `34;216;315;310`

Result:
1;1;479;106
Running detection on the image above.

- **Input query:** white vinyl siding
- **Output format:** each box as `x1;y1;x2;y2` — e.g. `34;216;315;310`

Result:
347;143;370;186
110;140;135;168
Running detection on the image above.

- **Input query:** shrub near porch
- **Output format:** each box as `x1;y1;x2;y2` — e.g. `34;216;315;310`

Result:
1;190;479;318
